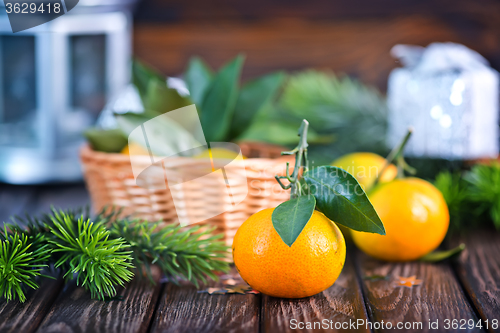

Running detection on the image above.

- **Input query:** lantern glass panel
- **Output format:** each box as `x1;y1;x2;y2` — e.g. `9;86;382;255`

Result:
54;34;107;149
0;35;38;147
70;34;107;116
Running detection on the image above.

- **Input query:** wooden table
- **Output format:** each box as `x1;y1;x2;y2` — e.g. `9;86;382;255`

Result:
0;183;499;333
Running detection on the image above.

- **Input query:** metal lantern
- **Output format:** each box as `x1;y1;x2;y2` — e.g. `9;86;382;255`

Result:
0;0;137;184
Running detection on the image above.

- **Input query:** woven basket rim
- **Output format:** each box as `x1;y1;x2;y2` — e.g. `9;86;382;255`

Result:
80;142;293;246
80;144;292;164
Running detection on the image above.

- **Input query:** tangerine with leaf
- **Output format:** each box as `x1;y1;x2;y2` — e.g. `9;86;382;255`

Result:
351;130;450;261
232;120;385;298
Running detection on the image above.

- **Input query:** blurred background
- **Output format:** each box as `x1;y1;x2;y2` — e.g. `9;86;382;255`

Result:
132;0;500;90
0;0;499;221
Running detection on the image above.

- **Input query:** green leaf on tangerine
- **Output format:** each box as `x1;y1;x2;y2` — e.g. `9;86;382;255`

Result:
302;166;385;235
271;195;316;247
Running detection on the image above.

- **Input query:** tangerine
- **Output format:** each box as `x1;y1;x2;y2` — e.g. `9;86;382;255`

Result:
121;143;150;156
193;147;245;160
232;208;346;298
332;152;397;190
352;177;449;261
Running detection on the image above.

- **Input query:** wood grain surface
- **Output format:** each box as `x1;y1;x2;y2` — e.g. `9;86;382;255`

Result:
356;250;484;333
134;0;500;23
30;185;90;216
452;231;500;333
2;185;500;332
0;184;37;223
133;15;500;92
0;278;64;333
261;253;370;333
149;281;260;333
36;272;161;333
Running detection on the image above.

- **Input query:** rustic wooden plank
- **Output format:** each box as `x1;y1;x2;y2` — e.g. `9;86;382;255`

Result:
452;230;500;333
133;14;499;92
261;253;369;333
0;183;89;222
31;184;89;215
149;278;260;333
134;0;500;22
0;278;64;333
356;250;484;333
36;270;161;333
0;184;37;223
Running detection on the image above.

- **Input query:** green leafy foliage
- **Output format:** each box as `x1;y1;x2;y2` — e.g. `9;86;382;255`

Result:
87;56;286;152
434;163;500;231
185;57;214;107
280;71;386;133
245;70;387;162
109;220;230;286
230;71;285;139
302;166;385;235
272;196;316;246
133;59;164;100
0;228;51;302
143;77;191;116
87;59;386;154
84;128;128;153
200;55;244;142
188;55;285;143
237;104;333;145
132;60;192;115
48;211;135;300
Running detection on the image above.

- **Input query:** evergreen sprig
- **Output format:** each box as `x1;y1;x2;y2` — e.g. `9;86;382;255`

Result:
0;227;51;302
48;211;135;300
464;163;500;229
7;206;91;239
434;171;473;232
109;219;230;287
1;207;230;303
434;163;500;231
278;70;388;160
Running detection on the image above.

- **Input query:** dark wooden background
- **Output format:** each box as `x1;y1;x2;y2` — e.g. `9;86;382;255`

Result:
131;0;500;92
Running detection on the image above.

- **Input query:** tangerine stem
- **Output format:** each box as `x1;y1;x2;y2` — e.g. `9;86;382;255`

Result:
277;119;309;199
374;128;413;187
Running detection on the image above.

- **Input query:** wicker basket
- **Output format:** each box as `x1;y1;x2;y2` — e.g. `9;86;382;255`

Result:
80;142;293;245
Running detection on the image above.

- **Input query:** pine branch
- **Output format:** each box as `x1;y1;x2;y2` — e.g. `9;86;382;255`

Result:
278;70;388;158
464;163;500;229
434;163;500;232
0;227;52;302
48;211;135;300
433;171;472;232
1;207;230;302
108;219;230;287
7;206;91;239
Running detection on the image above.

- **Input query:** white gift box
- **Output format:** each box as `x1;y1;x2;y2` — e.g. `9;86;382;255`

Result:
387;43;499;160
